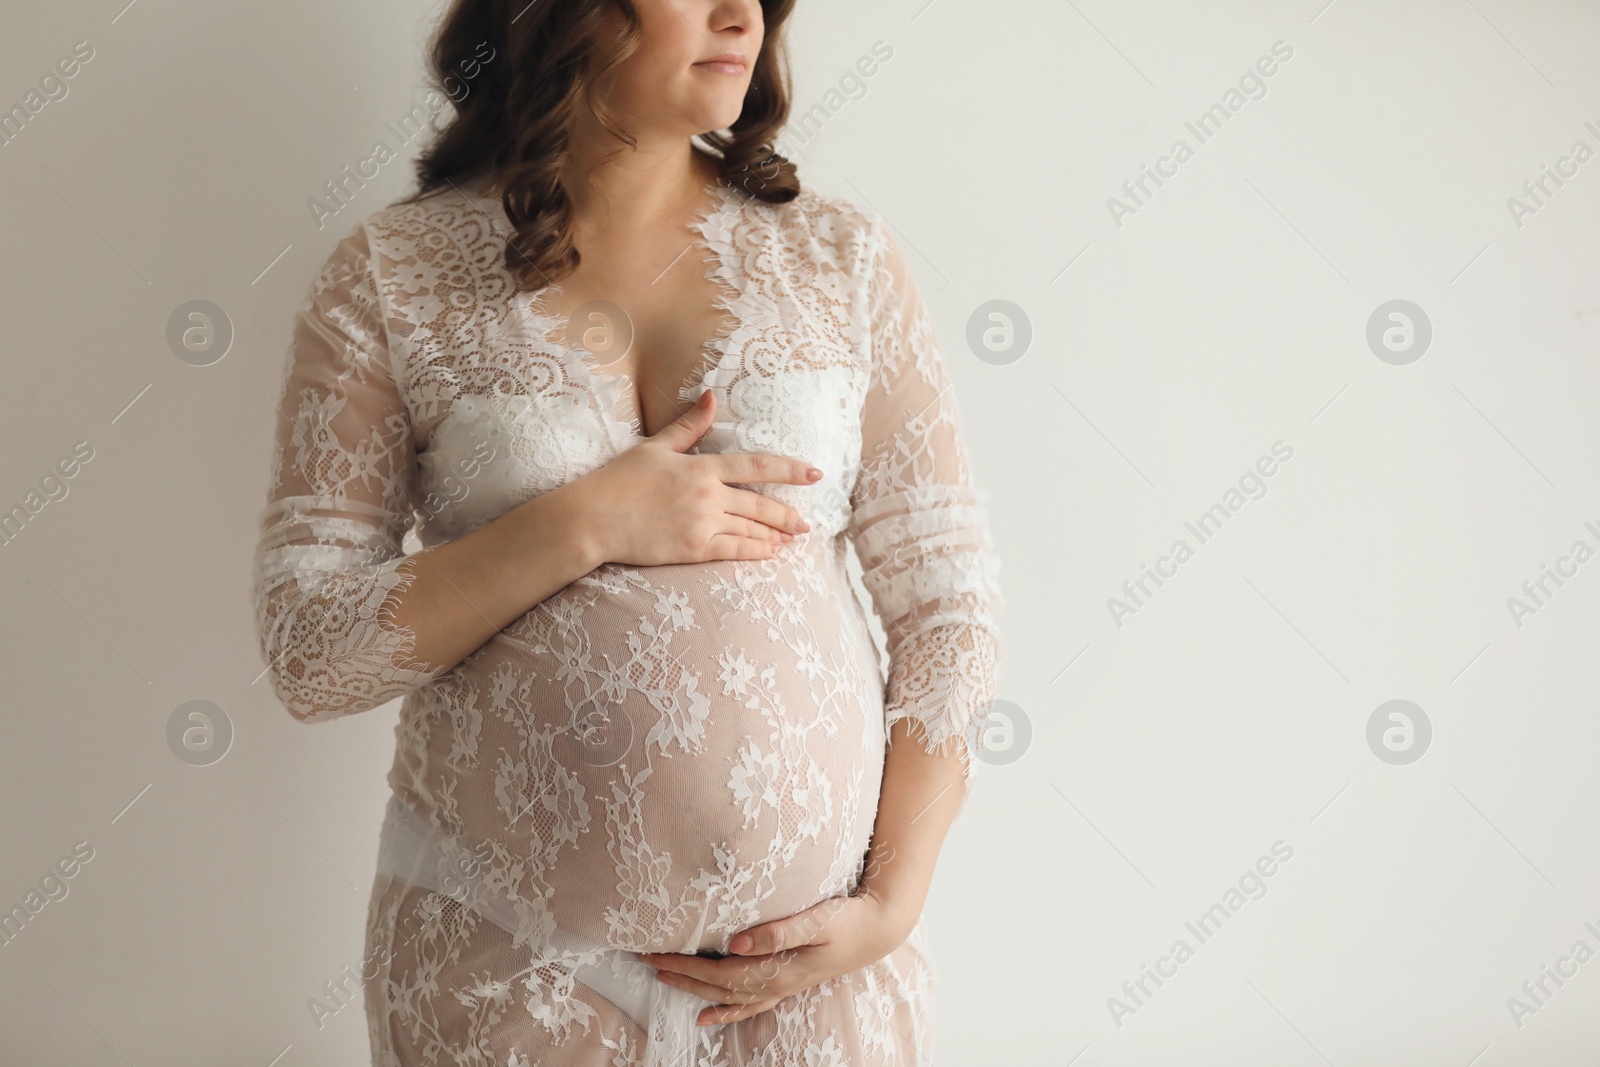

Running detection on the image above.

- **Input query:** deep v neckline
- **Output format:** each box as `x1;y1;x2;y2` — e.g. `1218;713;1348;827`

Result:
511;176;747;448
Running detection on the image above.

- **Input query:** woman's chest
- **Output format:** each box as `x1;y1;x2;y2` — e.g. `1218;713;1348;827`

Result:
402;299;869;546
373;188;877;546
534;262;738;440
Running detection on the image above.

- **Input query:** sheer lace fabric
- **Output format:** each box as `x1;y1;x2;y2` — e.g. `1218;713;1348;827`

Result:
252;176;1004;1066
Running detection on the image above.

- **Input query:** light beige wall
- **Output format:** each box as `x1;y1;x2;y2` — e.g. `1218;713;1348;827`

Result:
2;1;1599;1064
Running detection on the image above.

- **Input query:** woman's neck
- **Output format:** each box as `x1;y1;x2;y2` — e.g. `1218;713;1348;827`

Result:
561;121;717;234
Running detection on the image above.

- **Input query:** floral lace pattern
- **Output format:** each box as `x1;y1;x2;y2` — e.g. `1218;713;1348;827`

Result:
252;175;1004;1066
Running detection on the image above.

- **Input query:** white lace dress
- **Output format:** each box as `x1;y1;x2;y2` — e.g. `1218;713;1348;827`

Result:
251;175;1005;1067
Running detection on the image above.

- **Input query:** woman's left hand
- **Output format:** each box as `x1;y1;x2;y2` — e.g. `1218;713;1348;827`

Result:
637;888;915;1026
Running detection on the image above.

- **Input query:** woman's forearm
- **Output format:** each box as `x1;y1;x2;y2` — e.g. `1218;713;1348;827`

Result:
857;720;970;931
379;479;605;675
372;395;814;683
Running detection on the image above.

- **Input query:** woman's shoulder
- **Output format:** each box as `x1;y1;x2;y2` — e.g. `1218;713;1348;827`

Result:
752;181;888;271
769;182;881;235
327;182;498;253
302;185;505;300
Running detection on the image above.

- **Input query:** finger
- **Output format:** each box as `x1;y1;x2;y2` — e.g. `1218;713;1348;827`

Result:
648;390;716;452
642;949;802;999
654;968;769;1006
699;996;782;1026
722;486;809;535
714;512;786;544
702;533;783;561
640;952;764;986
712;452;823;488
729;898;848;956
728;913;806;957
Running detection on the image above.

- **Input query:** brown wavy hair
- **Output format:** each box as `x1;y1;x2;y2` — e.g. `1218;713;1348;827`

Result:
398;0;800;290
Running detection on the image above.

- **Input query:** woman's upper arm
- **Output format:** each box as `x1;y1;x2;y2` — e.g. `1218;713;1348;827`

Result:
251;222;442;723
846;215;1006;779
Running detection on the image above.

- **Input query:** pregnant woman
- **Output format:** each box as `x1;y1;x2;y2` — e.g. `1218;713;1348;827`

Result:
251;1;1004;1063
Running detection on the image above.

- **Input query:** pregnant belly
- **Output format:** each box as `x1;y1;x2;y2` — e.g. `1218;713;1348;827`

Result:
394;545;888;954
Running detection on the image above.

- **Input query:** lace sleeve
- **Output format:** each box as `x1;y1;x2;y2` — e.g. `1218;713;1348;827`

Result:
251;222;446;724
847;217;1006;787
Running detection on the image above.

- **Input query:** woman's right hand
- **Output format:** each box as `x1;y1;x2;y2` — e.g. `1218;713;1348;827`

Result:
570;390;821;567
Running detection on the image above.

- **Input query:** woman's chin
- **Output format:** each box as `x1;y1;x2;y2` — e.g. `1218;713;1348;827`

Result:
676;101;750;139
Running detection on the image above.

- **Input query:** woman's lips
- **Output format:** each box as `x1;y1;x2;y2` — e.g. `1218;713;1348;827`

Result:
693;54;747;75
